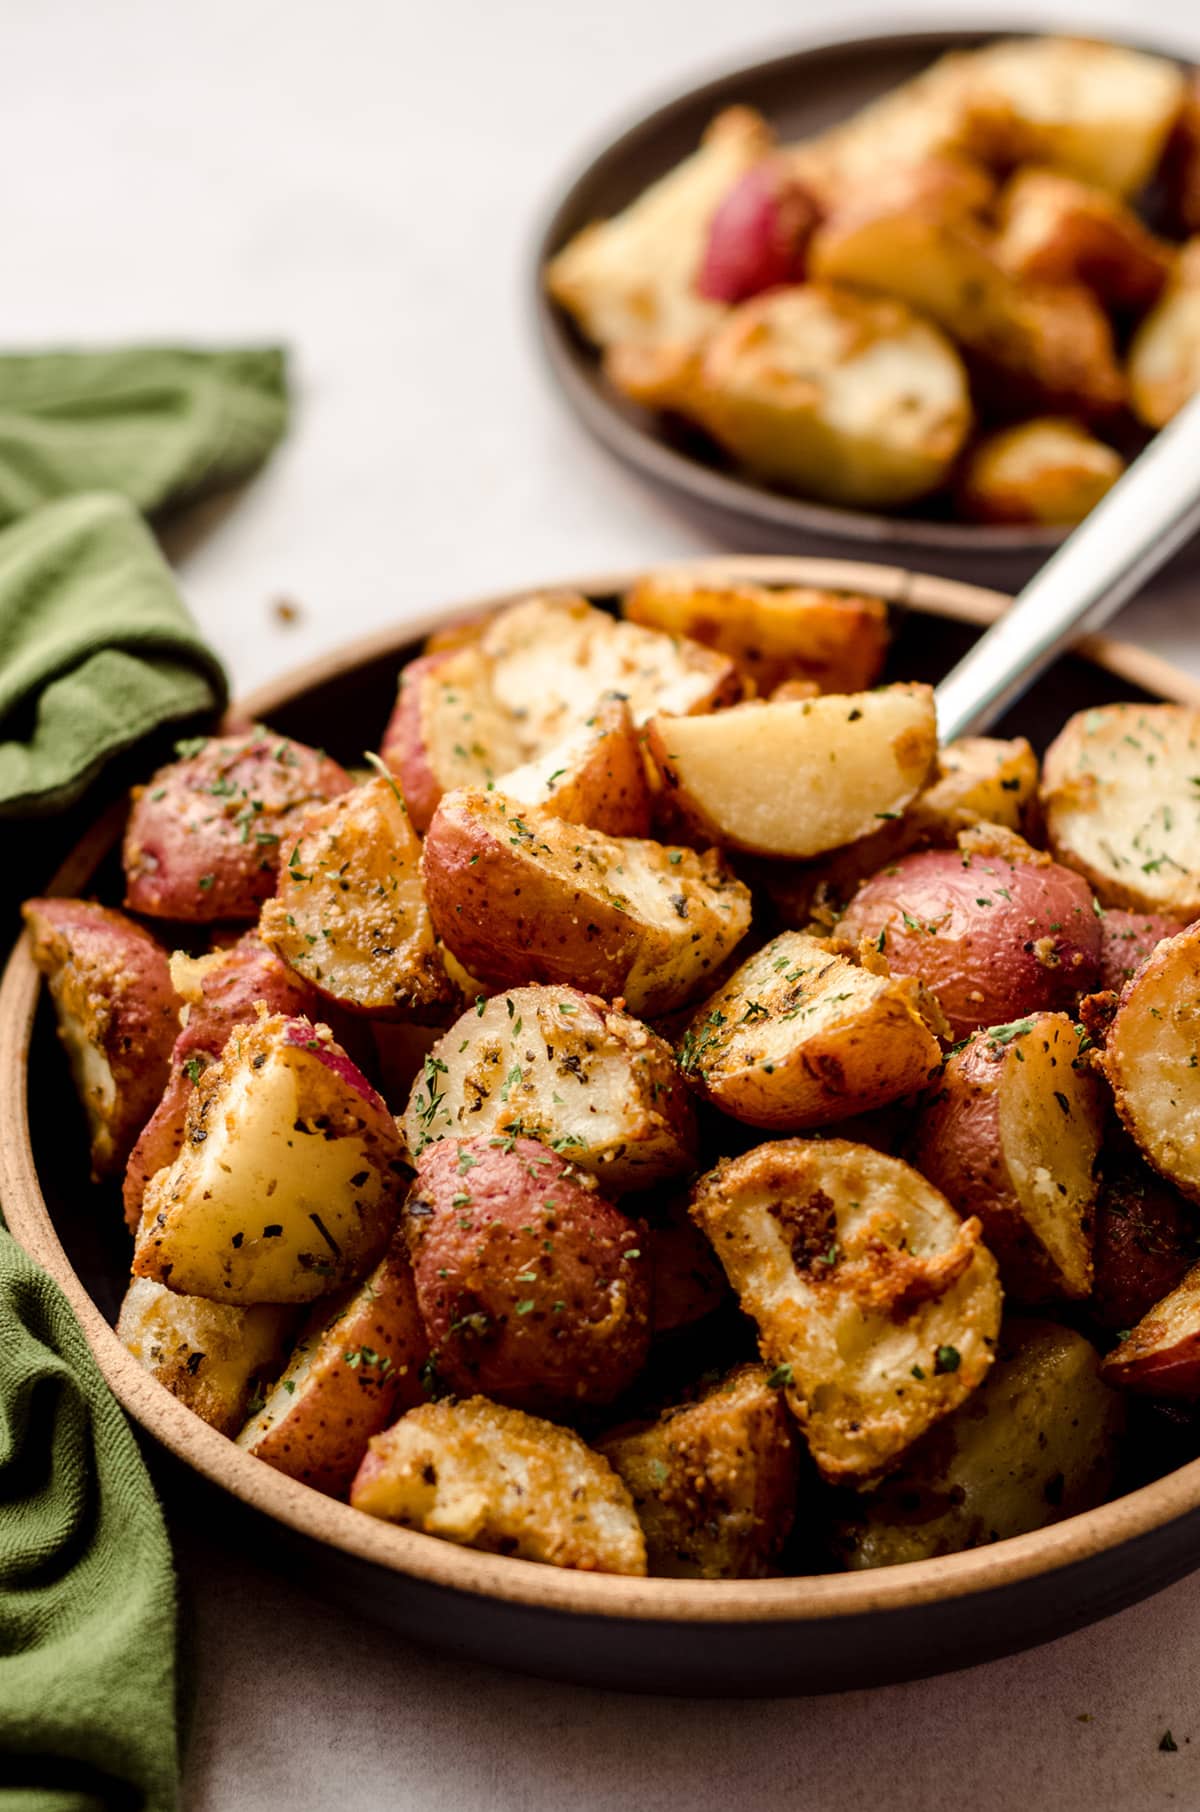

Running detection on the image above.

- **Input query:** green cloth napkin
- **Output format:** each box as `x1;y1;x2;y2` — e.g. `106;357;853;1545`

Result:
0;346;288;527
0;1227;179;1812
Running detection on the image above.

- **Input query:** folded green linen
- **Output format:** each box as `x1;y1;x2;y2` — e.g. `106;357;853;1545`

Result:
0;345;287;526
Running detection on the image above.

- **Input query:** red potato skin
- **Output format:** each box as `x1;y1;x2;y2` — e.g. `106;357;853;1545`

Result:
123;733;353;922
1097;909;1189;993
838;848;1102;1038
1102;1262;1200;1397
696;162;821;303
405;1135;651;1411
1092;1146;1200;1334
379;651;453;833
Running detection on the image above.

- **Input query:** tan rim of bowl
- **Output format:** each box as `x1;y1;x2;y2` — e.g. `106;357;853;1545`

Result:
4;553;1200;1626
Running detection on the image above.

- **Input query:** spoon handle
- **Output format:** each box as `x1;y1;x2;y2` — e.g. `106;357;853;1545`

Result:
934;394;1200;744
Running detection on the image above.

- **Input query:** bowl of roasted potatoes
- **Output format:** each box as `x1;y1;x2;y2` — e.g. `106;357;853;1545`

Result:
539;29;1200;572
8;556;1200;1694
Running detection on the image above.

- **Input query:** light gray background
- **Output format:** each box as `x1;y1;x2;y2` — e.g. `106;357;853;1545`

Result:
13;0;1200;1804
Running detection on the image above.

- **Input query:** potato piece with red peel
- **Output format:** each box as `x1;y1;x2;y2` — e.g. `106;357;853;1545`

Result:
642;1195;728;1335
350;1396;647;1575
379;645;522;833
958;419;1123;527
22;898;181;1180
1128;242;1200;428
1092;1143;1200;1334
1102;1262;1200;1397
993;168;1172;308
405;1136;650;1412
647;685;937;861
421;790;751;1018
597;1365;799;1578
117;1276;295;1436
1098;908;1187;992
696;160;820;303
402;985;696;1193
677;932;943;1132
1042;703;1200;918
133;1014;407;1305
236;1241;428;1496
1098;922;1200;1207
622;574;889;698
258;776;452;1021
493;697;652;836
689;1140;1002;1482
913;1013;1103;1303
122;733;352;922
837;843;1102;1039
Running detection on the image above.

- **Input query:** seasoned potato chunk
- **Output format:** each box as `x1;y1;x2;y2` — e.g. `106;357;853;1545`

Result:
1097;908;1185;992
421;790;752;1017
1041;703;1200;916
402;984;695;1190
678;932;943;1131
1099;922;1200;1206
494;696;653;836
958;419;1123;526
993;167;1171;307
1128;241;1200;428
832;1320;1124;1568
117;1276;294;1435
380;645;523;832
914;1013;1104;1302
690;1140;1002;1481
350;1397;647;1575
598;1365;799;1578
1101;1262;1200;1396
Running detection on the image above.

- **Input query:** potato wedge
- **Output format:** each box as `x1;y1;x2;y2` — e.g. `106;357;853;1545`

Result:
622;574;889;698
677;932;943;1131
1092;1141;1200;1334
379;645;524;833
420;789;752;1017
1041;703;1200;916
402;984;695;1189
1128;241;1200;428
647;684;937;859
350;1396;647;1575
958;419;1123;527
492;696;652;836
832;1319;1123;1568
117;1276;295;1436
1102;1261;1200;1396
258;776;452;1020
689;1140;1002;1481
913;1013;1103;1302
1099;922;1200;1207
993;167;1172;308
597;1365;799;1578
133;1014;407;1304
236;1241;428;1496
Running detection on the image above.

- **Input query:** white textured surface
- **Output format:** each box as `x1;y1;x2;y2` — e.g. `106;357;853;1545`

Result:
12;0;1200;1804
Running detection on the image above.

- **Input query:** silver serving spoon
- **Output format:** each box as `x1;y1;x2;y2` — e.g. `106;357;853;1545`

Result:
935;392;1200;743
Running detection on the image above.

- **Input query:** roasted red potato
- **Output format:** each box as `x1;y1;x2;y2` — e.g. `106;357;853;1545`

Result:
1128;241;1200;429
1099;921;1200;1206
1097;908;1187;992
405;1134;650;1411
1102;1263;1200;1397
695;160;820;302
1092;1142;1200;1334
642;1193;729;1335
993;167;1172;309
379;645;520;833
117;1276;295;1435
957;419;1123;527
494;696;653;837
123;732;353;922
23;898;181;1180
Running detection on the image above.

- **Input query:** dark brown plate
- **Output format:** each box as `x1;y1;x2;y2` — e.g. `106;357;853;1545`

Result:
534;26;1189;583
6;557;1200;1696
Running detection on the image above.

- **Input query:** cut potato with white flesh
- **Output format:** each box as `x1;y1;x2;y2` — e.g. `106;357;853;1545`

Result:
913;1013;1104;1303
689;1140;1002;1482
678;932;944;1131
349;1396;647;1575
544;105;773;353
380;643;524;832
621;574;890;698
117;1276;295;1436
258;777;453;1020
1100;923;1200;1207
1040;703;1200;917
421;790;753;1018
133;1014;407;1304
690;286;972;508
647;685;937;859
402;983;696;1189
958;419;1123;527
833;1319;1124;1569
493;696;652;836
1128;241;1200;429
993;168;1171;309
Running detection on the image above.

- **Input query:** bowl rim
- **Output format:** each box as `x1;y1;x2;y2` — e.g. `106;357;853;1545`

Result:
6;551;1200;1628
532;20;1192;560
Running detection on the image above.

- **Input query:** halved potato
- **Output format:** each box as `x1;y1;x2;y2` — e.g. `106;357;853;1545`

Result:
689;1139;1002;1481
913;1012;1104;1302
420;790;752;1017
350;1396;647;1574
597;1365;799;1578
493;696;652;835
401;983;696;1188
958;419;1123;527
678;931;943;1130
1128;240;1200;428
1102;1262;1200;1396
1099;922;1200;1206
117;1276;294;1436
1041;703;1200;916
647;684;937;859
379;645;522;833
993;167;1171;308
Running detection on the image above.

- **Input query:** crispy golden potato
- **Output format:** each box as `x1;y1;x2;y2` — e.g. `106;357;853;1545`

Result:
994;167;1171;308
494;696;653;836
958;419;1123;526
379;645;523;832
402;984;696;1190
598;1365;799;1578
622;574;889;697
689;1140;1002;1482
1128;241;1200;428
350;1396;647;1574
913;1013;1104;1302
133;1014;407;1304
420;789;752;1017
1101;1261;1200;1396
832;1319;1124;1567
647;684;937;859
117;1276;295;1436
1099;922;1200;1207
1041;703;1200;916
677;932;943;1131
